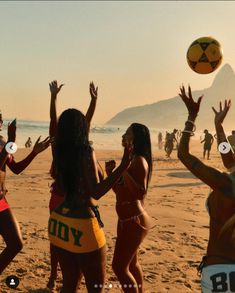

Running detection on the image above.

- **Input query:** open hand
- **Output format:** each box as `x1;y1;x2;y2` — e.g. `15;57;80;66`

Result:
89;81;98;99
49;80;64;96
33;136;51;155
179;85;203;118
212;100;231;125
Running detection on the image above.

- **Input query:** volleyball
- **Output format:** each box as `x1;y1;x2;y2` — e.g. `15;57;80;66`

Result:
186;36;223;74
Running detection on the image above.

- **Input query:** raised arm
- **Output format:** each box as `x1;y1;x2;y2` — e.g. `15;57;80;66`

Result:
84;146;131;200
105;160;118;193
85;82;98;131
212;100;235;170
0;120;16;169
177;85;230;191
7;136;51;174
49;80;64;139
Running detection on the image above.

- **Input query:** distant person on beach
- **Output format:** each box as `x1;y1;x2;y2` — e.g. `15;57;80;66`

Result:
227;130;235;153
158;131;163;150
164;129;178;158
47;80;104;290
48;106;131;293
105;123;153;292
200;129;214;160
0;118;50;274
178;86;235;293
25;137;32;148
177;129;182;140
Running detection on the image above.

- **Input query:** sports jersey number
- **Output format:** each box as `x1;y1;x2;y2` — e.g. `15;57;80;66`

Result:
210;272;235;292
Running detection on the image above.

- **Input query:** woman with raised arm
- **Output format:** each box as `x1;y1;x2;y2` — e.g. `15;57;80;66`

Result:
105;123;153;293
48;107;131;293
0;119;50;274
47;80;103;290
178;86;235;293
212;99;235;170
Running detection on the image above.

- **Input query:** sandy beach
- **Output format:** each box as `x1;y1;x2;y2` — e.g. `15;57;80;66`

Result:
0;139;224;292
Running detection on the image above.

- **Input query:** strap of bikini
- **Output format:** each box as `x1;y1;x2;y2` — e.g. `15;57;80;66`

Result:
90;205;104;228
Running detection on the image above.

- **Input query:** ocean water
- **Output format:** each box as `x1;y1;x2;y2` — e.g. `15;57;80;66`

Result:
0;119;205;150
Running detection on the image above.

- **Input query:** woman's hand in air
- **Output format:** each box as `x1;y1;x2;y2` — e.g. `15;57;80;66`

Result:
7;119;16;142
105;160;116;176
89;81;98;99
32;136;51;155
179;85;203;118
49;80;64;96
212;99;231;126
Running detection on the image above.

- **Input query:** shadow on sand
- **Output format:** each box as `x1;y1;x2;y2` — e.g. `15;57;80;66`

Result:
156;182;203;188
167;171;198;179
27;289;50;293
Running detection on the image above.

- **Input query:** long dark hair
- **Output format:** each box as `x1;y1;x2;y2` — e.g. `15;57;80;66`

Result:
131;123;152;189
54;108;90;200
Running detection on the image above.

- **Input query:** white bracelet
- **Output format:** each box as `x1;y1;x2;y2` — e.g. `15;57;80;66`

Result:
182;130;195;136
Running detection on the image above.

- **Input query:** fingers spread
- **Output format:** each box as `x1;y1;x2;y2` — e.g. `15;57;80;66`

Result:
212;107;217;114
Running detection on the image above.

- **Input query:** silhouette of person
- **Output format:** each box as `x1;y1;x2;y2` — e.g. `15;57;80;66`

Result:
164;129;178;158
201;129;214;160
25;137;32;148
158;132;163;150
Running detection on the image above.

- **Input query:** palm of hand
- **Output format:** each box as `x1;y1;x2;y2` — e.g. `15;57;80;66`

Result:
50;80;64;95
90;82;98;99
179;85;203;116
214;111;226;124
212;100;231;125
33;137;51;154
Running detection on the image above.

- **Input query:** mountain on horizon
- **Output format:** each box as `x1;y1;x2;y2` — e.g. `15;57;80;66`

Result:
106;64;235;131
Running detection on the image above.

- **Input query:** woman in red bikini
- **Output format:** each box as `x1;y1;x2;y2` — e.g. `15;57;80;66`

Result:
47;80;104;290
0;118;50;274
105;123;153;293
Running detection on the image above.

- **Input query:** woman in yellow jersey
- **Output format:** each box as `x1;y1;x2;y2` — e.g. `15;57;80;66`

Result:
178;86;235;293
48;108;131;293
47;80;104;290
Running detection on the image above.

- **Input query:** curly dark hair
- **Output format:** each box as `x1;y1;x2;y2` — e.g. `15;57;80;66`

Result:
130;123;152;189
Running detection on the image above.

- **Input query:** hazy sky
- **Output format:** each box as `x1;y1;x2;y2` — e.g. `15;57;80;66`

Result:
0;1;235;124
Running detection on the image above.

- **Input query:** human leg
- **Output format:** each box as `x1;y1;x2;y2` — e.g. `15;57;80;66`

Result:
0;209;23;274
47;244;59;289
112;221;147;293
54;246;82;293
129;253;144;293
81;245;106;293
207;150;210;160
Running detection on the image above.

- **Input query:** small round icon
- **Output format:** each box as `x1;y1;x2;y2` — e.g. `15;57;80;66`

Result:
5;275;20;288
218;142;231;154
5;142;17;154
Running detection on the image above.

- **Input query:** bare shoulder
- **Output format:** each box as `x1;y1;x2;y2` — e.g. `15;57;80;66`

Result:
131;156;148;170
